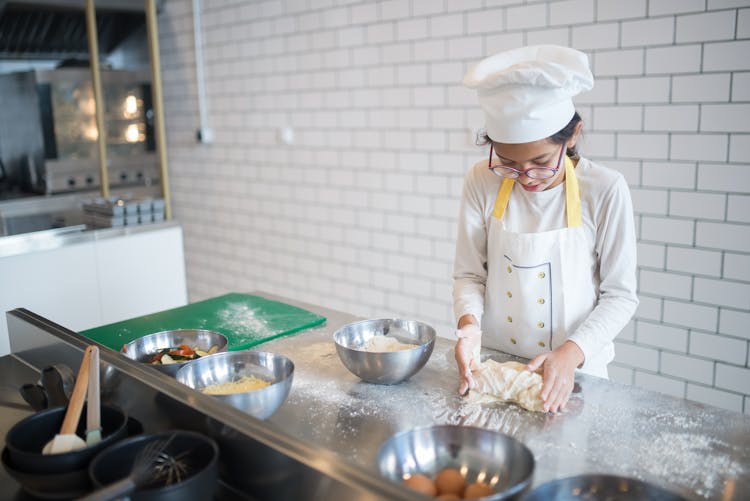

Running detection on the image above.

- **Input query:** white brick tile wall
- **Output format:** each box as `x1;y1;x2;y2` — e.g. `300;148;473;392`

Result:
697;221;750;252
664;300;718;331
715;364;750;394
650;0;706;16
618;133;669;160
694;277;750;310
669;191;726;220
592;106;641;131
702;104;750;133
724;253;750;282
642;162;696;190
666;246;722;277
641;216;694;245
592;49;643;76
637;320;688;352
573;24;620;50
671;135;728;162
549;0;595;26
635;294;663;322
676;10;737;43
687;384;744;412
690;332;747;365
614;341;659;371
728;135;750;163
621;17;674;47
645;105;699;133
703;40;750;71
739;7;750;38
160;0;750;414
526;27;570;46
719;308;750;340
640;270;692;300
631;188;668;215
507;4;548;30
637;242;665;268
673;74;731;103
596;0;647;21
634;371;687;399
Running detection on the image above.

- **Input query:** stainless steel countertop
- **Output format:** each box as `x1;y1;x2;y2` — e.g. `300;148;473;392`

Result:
0;220;180;258
261;298;749;500
2;295;749;500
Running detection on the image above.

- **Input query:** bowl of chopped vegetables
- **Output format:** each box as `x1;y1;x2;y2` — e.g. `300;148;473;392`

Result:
121;329;228;377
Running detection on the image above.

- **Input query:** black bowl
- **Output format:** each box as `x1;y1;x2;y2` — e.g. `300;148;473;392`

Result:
5;404;128;474
523;474;691;500
89;430;219;501
2;447;90;500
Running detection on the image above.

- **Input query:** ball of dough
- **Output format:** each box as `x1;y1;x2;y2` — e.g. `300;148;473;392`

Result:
436;494;462;501
403;473;437;496
464;481;494;499
434;467;466;497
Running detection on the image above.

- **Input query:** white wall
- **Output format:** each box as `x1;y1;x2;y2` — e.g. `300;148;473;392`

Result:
157;0;750;414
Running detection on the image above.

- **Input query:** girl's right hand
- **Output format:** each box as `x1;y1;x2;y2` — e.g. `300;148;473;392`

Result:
454;323;482;395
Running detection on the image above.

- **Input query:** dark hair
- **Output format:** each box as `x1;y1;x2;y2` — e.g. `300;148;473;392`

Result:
476;112;583;158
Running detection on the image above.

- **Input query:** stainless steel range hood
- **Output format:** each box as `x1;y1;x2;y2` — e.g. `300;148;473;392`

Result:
0;0;162;60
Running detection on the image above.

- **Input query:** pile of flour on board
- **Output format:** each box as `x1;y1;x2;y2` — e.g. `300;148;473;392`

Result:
214;302;274;344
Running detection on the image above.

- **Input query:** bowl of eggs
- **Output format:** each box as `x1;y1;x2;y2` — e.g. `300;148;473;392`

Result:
333;318;436;385
175;350;294;420
377;425;534;500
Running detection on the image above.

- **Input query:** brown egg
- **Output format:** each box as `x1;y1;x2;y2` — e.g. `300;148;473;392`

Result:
434;467;465;497
403;473;437;496
436;494;462;501
464;481;494;499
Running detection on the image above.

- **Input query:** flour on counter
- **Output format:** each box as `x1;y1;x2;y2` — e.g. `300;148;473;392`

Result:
214;302;273;343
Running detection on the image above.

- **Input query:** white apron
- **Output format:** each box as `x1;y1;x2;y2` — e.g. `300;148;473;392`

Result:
482;156;611;378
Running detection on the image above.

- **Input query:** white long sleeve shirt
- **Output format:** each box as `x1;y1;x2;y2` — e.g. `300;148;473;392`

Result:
453;155;638;368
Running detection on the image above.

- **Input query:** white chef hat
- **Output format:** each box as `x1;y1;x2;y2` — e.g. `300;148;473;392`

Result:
464;45;594;144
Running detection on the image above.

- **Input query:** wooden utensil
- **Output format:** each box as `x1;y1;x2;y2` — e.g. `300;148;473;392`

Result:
42;346;93;455
86;345;102;446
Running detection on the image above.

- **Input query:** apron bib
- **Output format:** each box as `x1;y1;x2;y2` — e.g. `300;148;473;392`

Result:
482;156;609;377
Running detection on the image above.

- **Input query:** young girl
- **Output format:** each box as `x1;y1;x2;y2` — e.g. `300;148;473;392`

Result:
453;45;638;413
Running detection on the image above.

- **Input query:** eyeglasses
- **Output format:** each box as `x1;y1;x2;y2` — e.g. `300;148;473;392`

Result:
488;143;565;180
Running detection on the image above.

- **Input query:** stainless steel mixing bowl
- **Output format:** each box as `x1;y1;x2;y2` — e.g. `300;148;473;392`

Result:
175;350;294;420
377;425;535;500
121;329;228;377
333;318;435;385
523;474;690;500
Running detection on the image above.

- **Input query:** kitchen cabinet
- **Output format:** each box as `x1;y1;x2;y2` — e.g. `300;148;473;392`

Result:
0;222;187;355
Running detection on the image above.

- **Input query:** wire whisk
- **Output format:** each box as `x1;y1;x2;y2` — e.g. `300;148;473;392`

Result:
79;434;177;501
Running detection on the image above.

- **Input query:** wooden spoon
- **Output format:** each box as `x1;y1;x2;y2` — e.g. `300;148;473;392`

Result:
43;346;93;455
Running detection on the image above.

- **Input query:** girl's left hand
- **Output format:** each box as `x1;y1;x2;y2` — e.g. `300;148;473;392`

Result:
526;341;584;413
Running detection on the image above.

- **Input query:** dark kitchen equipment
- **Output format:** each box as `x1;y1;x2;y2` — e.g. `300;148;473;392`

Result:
2;447;91;500
40;364;74;407
522;474;692;501
88;431;219;501
2;415;144;500
5;404;128;474
19;383;48;411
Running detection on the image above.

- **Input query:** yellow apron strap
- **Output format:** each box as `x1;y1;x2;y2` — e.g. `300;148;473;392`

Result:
491;155;582;228
564;155;581;228
492;178;515;219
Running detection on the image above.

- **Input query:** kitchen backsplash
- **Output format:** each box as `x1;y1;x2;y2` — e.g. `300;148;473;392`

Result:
157;0;750;414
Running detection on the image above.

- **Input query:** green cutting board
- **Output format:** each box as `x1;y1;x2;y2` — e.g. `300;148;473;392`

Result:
81;293;326;351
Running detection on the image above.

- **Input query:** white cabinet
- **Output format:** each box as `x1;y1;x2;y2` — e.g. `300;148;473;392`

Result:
0;224;188;355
